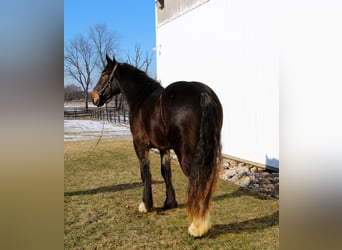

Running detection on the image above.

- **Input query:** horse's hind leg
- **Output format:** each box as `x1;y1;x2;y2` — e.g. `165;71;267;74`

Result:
134;141;153;212
160;149;177;209
182;155;217;238
187;176;215;238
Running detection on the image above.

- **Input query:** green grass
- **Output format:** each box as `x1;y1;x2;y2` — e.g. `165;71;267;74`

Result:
65;138;279;249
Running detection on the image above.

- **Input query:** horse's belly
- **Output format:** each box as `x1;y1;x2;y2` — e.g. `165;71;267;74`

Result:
147;128;170;150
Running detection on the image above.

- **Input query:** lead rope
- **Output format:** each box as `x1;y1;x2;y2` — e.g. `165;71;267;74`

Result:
88;118;106;158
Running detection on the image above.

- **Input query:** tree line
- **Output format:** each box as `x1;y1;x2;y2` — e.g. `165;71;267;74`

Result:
64;84;84;101
64;23;153;110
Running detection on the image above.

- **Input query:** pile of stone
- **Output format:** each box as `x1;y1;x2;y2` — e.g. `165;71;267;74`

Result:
219;159;279;199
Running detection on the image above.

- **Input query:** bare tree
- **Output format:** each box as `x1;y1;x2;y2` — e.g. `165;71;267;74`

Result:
126;43;153;74
64;24;121;110
89;23;120;71
64;34;96;110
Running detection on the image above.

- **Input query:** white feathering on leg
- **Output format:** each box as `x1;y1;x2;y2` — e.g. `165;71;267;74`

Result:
188;213;211;237
138;202;147;213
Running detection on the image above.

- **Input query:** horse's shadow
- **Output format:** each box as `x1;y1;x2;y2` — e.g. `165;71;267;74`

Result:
64;180;164;197
207;210;279;238
205;189;279;238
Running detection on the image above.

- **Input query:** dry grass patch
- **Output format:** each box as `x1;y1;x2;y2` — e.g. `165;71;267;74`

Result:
65;138;278;249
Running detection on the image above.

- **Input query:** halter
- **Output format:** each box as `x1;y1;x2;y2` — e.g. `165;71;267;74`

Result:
98;63;118;96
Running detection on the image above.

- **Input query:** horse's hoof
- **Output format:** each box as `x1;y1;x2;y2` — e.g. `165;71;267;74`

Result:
138;202;148;213
188;216;211;238
164;200;178;210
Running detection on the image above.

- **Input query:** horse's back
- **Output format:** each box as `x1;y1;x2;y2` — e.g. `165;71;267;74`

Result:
162;81;209;121
164;81;214;97
162;81;222;120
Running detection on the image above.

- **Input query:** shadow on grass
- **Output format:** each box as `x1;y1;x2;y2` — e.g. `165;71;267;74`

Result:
154;185;277;213
207;210;279;238
64;180;164;196
214;187;278;202
154;203;187;213
155;186;275;213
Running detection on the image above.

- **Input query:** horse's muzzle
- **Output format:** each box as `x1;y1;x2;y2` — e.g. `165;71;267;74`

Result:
91;91;102;106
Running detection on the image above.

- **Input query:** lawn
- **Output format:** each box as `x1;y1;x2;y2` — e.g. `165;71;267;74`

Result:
64;138;279;249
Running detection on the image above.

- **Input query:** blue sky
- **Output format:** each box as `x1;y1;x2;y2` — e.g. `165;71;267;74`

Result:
64;0;157;81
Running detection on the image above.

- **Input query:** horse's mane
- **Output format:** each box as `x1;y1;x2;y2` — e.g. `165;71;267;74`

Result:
120;63;162;90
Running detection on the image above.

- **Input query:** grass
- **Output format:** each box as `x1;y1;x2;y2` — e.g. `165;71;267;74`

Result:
64;138;279;249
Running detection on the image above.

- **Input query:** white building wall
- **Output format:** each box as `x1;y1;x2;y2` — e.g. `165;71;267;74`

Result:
155;0;279;168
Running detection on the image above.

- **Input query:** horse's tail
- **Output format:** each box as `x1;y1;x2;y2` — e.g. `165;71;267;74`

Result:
187;91;222;237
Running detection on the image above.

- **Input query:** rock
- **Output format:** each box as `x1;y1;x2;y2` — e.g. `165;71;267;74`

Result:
261;172;270;178
250;167;257;172
238;162;245;167
222;161;230;169
259;178;271;185
248;175;255;181
227;160;238;167
271;177;279;184
266;183;275;191
253;172;260;178
237;166;249;175
219;160;279;199
270;173;279;178
225;169;237;178
239;176;250;187
229;175;240;184
250;179;259;185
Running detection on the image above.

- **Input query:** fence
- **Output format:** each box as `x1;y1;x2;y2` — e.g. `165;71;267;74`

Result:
64;107;129;124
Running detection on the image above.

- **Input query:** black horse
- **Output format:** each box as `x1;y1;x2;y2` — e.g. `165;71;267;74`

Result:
91;55;223;237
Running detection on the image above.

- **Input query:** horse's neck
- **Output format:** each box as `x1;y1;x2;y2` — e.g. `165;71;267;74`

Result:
120;78;163;110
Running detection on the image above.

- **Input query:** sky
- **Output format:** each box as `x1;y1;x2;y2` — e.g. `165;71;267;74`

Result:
64;0;157;84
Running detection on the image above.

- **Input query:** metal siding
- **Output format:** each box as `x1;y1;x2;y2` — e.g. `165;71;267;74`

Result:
156;0;209;25
155;0;279;168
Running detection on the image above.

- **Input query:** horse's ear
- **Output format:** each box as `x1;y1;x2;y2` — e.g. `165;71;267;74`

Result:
106;54;112;64
112;55;116;63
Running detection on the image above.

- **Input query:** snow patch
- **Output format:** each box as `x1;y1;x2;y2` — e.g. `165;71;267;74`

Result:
64;120;131;141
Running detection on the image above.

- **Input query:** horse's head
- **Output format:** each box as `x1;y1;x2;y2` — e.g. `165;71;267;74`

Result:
91;54;121;107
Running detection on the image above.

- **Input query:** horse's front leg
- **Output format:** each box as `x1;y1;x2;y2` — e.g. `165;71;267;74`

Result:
134;141;153;213
160;149;178;209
